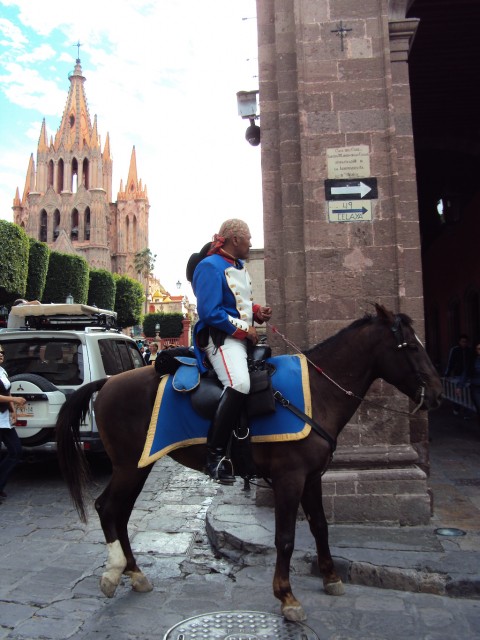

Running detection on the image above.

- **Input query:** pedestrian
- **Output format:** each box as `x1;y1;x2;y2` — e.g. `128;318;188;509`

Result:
189;218;272;483
444;334;475;416
469;342;480;426
0;344;27;501
144;342;159;365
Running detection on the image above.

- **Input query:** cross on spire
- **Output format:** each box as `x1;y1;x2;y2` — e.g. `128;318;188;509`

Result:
331;21;352;52
73;40;82;62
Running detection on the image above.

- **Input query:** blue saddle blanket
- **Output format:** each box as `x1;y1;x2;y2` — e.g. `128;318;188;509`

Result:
138;353;312;468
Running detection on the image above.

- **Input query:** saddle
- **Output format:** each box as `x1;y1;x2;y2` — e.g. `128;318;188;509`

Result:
154;345;276;420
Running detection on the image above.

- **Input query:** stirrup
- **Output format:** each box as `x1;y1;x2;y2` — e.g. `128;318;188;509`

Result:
206;454;235;485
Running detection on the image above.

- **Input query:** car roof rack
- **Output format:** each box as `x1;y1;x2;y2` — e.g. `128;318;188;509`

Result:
6;303;119;331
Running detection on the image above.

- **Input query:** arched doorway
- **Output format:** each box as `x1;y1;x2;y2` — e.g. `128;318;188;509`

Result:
407;0;480;367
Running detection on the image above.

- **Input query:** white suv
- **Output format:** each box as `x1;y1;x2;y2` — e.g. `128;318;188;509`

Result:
0;303;145;452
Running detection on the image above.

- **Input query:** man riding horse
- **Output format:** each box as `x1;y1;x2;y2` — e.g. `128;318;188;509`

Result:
188;219;272;483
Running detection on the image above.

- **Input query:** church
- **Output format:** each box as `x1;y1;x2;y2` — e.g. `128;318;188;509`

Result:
12;55;149;278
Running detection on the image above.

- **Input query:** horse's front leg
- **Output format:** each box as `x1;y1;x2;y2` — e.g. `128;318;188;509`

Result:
301;471;345;596
272;474;307;622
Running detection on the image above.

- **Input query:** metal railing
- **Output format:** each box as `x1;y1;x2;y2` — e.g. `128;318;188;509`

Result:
442;377;477;412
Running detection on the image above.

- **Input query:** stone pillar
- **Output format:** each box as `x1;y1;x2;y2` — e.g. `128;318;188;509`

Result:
257;0;429;523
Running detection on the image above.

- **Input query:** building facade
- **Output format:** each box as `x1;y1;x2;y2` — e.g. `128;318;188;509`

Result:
12;57;149;279
257;0;430;524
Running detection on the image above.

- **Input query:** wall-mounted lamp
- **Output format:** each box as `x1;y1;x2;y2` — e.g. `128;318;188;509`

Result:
236;90;260;146
66;293;74;304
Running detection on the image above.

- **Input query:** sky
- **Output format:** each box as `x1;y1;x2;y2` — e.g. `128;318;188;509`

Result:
0;0;262;301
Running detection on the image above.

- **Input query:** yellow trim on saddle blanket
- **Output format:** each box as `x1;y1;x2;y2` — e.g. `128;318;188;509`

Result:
138;375;206;468
250;352;312;443
137;353;313;468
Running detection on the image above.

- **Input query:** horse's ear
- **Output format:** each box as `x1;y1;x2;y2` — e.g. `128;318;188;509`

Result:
375;303;395;323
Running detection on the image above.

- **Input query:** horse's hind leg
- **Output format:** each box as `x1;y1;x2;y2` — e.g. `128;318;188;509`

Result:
301;471;345;596
95;464;154;598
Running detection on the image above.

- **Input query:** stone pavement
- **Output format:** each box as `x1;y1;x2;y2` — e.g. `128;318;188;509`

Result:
0;404;479;639
208;404;480;601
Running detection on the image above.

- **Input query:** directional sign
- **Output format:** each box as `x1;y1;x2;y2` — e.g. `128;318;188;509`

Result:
325;178;377;201
328;200;372;223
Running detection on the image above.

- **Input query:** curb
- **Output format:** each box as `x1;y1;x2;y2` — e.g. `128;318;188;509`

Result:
206;490;480;599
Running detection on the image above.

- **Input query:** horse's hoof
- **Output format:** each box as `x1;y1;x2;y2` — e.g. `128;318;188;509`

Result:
325;579;345;596
100;575;118;598
128;571;153;593
281;604;307;622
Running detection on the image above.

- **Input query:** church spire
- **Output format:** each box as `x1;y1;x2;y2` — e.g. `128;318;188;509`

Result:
117;146;147;201
54;57;93;152
38;119;48;152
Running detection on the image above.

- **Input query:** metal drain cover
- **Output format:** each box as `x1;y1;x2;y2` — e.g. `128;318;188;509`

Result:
163;610;319;639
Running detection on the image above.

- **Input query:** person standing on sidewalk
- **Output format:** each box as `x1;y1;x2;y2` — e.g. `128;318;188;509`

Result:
444;334;475;416
0;344;27;501
190;219;272;483
469;342;480;425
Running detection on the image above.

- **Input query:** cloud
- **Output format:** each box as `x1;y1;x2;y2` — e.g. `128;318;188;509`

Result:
0;0;262;298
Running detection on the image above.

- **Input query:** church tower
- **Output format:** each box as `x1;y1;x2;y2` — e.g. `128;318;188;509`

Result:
13;54;149;275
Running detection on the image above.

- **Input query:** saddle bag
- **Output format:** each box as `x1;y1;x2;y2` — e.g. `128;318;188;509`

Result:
246;369;276;419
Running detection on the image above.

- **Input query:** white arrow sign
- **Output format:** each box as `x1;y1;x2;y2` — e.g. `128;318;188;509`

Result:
330;181;372;198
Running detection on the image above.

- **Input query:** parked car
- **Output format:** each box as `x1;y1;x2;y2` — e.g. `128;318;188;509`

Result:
0;303;145;453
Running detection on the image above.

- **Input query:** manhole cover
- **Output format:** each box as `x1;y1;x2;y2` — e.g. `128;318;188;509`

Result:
163;610;319;639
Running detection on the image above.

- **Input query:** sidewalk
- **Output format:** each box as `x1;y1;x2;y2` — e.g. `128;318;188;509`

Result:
206;404;480;599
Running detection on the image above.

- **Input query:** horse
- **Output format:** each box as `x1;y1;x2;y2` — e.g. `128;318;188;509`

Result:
56;304;442;622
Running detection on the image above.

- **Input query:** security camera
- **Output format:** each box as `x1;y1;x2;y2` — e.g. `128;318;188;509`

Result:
245;119;261;146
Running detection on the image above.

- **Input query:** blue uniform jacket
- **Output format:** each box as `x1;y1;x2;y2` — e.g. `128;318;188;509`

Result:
192;253;258;373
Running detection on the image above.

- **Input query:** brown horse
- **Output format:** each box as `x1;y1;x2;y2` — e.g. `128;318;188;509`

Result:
56;304;442;622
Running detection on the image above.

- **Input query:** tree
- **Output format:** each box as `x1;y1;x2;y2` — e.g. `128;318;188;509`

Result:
113;274;143;328
42;252;89;304
0;219;29;304
134;248;156;315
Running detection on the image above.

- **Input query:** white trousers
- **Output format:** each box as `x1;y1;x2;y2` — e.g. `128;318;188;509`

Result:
204;335;250;395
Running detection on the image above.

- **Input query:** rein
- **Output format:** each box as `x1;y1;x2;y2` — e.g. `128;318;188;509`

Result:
270;320;426;417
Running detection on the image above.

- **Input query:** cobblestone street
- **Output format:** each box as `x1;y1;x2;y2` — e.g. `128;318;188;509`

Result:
1;451;479;639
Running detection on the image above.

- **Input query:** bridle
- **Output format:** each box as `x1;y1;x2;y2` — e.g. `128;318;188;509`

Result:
389;315;426;414
271;314;427;417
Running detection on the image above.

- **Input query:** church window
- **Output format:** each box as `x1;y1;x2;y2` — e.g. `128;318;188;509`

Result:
132;215;138;253
47;160;54;187
69;114;75;127
83;158;89;189
71;209;79;241
53;209;61;239
57;159;64;193
40;210;48;242
71;158;78;192
84;208;91;241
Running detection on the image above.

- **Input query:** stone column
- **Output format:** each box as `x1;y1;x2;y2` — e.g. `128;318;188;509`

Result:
257;0;429;523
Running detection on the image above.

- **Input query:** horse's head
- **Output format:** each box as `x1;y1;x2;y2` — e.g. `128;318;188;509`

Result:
374;304;443;411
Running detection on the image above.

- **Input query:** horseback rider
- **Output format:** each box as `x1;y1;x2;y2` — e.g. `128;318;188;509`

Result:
189;219;272;483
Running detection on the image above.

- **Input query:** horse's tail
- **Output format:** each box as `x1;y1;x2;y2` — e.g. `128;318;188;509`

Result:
56;378;108;523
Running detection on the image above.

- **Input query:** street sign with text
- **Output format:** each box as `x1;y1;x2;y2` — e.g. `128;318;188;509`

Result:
325;178;377;201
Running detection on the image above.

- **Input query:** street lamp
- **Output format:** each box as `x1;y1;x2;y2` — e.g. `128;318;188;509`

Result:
237;90;260;146
155;322;160;339
66;293;74;304
176;280;182;290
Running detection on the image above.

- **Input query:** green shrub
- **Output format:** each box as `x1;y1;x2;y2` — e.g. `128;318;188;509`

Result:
88;269;116;310
0;219;29;304
42;252;89;304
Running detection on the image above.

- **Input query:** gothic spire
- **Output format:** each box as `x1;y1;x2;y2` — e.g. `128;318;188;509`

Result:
55;58;93;152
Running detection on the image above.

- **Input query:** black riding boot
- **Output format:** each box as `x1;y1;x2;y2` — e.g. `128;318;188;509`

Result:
206;387;245;484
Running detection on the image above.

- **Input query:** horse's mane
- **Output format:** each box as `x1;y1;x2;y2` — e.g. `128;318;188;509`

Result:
303;311;413;356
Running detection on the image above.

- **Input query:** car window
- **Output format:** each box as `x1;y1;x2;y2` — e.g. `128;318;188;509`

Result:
98;338;144;375
1;339;83;386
